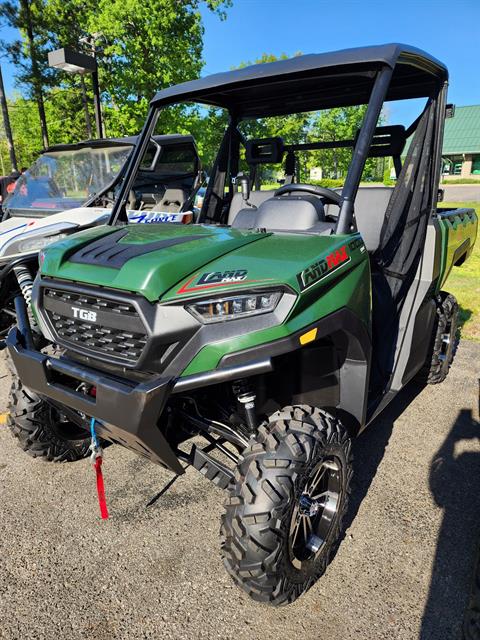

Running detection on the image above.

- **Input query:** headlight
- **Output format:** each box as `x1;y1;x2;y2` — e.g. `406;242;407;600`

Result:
1;222;78;258
15;233;69;254
186;291;282;324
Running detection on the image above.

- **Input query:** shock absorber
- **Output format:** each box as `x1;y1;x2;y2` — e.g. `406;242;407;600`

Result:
13;263;37;328
232;379;257;432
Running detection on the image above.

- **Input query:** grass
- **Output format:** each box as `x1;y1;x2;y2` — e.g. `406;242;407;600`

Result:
441;178;480;184
441;201;480;342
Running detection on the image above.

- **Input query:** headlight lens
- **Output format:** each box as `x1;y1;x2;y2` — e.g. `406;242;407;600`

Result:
186;291;282;324
16;233;69;254
1;221;79;258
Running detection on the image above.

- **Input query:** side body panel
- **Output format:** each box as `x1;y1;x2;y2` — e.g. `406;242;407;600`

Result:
368;207;477;424
436;207;478;291
180;254;371;376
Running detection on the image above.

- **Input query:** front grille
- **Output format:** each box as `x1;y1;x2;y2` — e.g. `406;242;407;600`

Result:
43;288;148;364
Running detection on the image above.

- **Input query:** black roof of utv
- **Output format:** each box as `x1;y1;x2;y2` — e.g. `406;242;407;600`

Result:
151;43;447;117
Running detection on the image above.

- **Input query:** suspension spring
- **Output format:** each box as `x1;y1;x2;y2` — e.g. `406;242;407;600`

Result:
13;264;36;327
232;379;257;432
13;264;34;306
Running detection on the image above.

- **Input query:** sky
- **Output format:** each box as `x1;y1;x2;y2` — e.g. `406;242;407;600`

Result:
1;0;479;127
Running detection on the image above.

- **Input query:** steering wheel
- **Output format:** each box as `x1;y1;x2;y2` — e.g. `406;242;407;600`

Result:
274;183;342;207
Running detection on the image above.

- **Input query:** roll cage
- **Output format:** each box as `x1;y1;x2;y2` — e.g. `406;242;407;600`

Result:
108;43;448;234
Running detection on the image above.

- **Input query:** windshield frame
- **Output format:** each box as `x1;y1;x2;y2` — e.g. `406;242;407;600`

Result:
107;68;391;231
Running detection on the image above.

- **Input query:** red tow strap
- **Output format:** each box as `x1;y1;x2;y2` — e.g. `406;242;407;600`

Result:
90;417;109;520
94;456;109;520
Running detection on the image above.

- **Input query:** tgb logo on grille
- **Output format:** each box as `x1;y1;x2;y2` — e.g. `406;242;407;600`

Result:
71;306;97;322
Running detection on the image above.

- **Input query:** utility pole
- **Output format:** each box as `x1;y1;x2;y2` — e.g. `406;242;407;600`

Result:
84;36;104;139
79;76;93;138
49;39;104;140
0;64;18;173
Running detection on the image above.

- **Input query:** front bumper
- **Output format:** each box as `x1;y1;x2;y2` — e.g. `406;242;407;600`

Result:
7;324;183;471
7;297;272;471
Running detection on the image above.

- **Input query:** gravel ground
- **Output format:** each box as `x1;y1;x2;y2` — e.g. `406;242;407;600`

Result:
0;341;479;640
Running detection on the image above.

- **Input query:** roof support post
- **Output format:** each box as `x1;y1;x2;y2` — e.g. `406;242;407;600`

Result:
430;81;448;205
108;105;159;225
336;65;393;235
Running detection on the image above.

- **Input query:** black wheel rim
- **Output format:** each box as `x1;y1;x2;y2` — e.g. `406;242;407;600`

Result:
288;456;342;570
439;311;457;373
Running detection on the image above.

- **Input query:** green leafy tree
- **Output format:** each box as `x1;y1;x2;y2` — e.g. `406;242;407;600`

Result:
2;0;232;161
308;106;364;180
43;0;97;138
88;0;231;135
1;94;43;167
0;89;94;171
0;0;52;148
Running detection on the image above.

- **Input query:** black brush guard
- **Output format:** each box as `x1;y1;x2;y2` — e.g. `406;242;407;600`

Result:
7;295;181;470
7;297;272;473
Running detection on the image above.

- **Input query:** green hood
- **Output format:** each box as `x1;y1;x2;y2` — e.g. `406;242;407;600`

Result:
40;223;365;303
40;224;270;302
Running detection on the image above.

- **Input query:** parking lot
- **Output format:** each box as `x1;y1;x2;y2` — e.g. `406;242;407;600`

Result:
0;341;479;640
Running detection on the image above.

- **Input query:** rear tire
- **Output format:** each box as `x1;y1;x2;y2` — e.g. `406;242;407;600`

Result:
221;405;352;605
7;378;91;462
416;292;458;385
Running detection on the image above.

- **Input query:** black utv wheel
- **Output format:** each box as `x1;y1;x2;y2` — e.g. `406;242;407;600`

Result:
8;378;91;462
221;405;352;605
416;292;459;385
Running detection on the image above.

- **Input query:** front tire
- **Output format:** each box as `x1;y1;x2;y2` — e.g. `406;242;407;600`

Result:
221;405;352;605
8;378;91;462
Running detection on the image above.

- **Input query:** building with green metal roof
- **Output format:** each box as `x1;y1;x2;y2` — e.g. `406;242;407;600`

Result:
442;105;480;179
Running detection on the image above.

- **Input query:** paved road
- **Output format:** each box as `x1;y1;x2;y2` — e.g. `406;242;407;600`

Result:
0;342;479;640
442;184;480;202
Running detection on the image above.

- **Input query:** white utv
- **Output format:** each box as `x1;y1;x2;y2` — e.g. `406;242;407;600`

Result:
0;134;201;343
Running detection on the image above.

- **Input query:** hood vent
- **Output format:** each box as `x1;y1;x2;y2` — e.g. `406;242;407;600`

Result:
68;228;207;269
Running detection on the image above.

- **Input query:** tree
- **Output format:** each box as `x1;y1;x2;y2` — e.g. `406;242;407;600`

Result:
308;106;385;180
2;0;232;158
0;88;88;170
87;0;231;135
308;106;367;180
0;64;18;171
0;0;52;148
42;0;97;138
2;94;42;167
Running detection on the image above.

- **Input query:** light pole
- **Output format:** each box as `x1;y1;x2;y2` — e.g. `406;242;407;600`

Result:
0;64;18;173
48;47;104;139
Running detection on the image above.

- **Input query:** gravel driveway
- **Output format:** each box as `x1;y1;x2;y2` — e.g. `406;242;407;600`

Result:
0;341;479;640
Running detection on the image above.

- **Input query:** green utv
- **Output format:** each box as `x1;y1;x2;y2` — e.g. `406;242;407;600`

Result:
7;44;478;605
